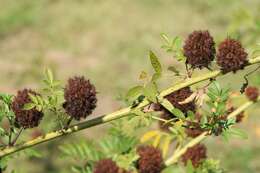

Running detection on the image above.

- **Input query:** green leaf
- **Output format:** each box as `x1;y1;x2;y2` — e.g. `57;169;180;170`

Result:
171;108;185;119
158;97;174;113
59;140;102;161
212;81;221;94
23;148;43;158
0;127;6;136
23;103;36;110
167;66;180;76
99;134;138;157
28;94;38;104
172;37;182;50
151;72;161;82
45;68;54;84
143;82;158;103
149;51;162;74
221;130;231;143
228;128;248;139
187;110;195;120
114;151;139;170
0;93;13;105
36;95;44;106
126;86;143;101
186;160;195;173
160;33;171;44
72;165;89;173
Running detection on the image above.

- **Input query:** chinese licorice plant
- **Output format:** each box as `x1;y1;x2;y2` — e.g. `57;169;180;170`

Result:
0;30;260;173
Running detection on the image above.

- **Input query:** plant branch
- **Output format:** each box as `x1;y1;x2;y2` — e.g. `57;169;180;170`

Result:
165;97;260;166
0;57;259;158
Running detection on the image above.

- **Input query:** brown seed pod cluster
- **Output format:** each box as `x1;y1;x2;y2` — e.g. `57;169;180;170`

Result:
245;86;259;102
185;121;205;138
137;145;164;173
217;38;248;73
184;30;216;69
184;112;204;138
155;87;196;131
93;158;130;173
93;159;119;173
63;76;97;120
11;89;44;129
165;87;196;114
181;143;207;168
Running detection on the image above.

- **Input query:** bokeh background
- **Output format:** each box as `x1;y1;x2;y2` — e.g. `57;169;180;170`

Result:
1;0;260;172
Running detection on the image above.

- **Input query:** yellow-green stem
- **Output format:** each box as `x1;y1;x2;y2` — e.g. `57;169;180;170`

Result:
0;57;259;158
165;97;260;166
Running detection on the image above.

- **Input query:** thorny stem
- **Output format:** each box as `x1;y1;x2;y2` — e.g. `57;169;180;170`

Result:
164;97;260;166
0;57;259;158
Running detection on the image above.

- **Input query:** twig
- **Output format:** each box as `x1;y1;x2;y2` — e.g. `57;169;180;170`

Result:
165;97;259;166
8;127;13;146
10;128;24;146
65;117;73;130
0;57;259;158
240;65;260;93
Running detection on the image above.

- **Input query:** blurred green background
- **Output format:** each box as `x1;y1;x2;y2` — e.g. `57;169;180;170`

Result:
1;0;260;172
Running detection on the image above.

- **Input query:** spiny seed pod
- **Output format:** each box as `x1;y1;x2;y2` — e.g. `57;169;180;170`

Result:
11;89;44;129
184;30;216;69
156;87;196;131
181;143;207;168
245;86;259;102
165;87;196;114
93;159;119;173
185;121;205;138
137;145;164;173
154;87;196;114
63;76;97;120
217;38;248;73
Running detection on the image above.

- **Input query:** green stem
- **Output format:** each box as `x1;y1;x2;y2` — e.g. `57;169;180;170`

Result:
10;128;23;146
0;57;259;158
165;97;260;166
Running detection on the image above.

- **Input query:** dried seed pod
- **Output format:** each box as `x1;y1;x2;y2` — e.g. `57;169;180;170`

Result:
185;121;205;138
181;143;207;168
64;76;97;120
165;87;196;114
156;87;196;131
217;38;248;73
11;89;44;129
245;86;259;102
184;30;216;69
137;145;164;173
93;159;119;173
